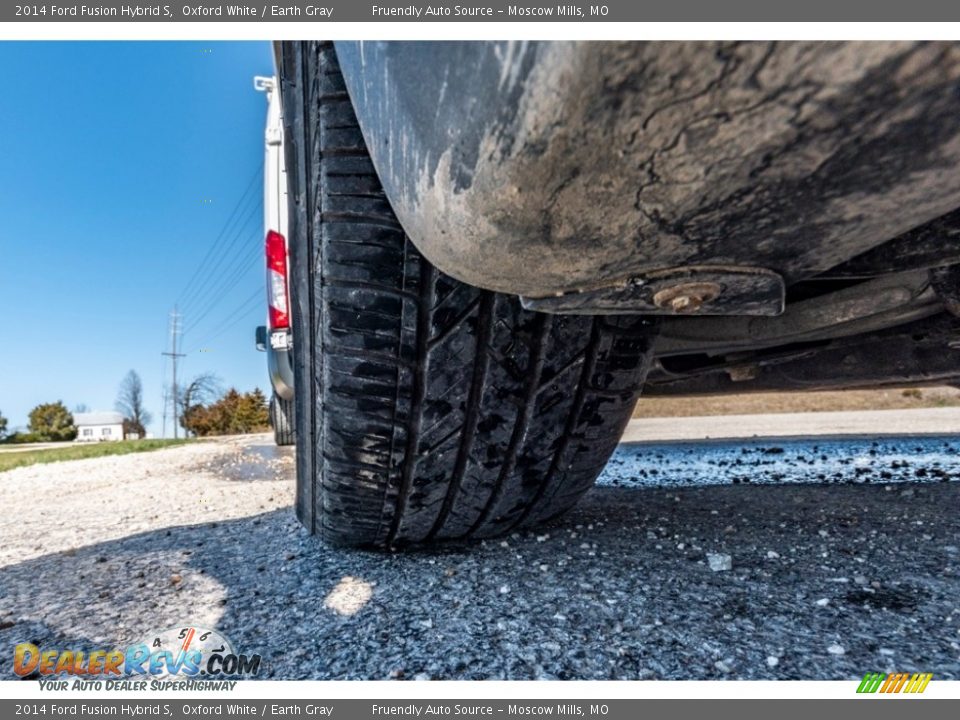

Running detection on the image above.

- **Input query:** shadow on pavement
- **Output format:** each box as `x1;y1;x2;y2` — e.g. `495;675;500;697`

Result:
1;482;958;680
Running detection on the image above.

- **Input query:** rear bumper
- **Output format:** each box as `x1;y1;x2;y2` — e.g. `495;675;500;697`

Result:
259;326;295;401
268;340;295;401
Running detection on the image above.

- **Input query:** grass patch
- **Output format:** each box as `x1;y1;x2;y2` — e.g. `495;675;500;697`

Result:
633;386;960;418
0;439;191;473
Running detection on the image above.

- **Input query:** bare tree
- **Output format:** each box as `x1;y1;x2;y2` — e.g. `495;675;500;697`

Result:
177;373;221;436
116;370;152;438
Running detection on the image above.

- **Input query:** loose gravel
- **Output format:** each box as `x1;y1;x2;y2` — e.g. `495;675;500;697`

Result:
602;436;960;488
1;434;958;680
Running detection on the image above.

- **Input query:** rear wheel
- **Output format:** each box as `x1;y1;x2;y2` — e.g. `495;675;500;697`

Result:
283;41;658;548
270;393;295;447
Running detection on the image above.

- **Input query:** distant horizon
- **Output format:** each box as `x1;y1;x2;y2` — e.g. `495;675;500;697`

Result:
1;381;271;438
0;41;274;437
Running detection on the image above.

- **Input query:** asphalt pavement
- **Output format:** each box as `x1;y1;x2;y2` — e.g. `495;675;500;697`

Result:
0;429;958;680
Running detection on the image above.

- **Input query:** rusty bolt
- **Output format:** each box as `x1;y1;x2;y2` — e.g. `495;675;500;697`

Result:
653;282;722;314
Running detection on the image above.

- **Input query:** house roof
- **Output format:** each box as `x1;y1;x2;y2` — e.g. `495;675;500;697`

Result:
74;411;125;426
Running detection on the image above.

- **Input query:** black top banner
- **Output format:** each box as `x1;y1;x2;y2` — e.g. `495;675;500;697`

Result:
7;1;960;22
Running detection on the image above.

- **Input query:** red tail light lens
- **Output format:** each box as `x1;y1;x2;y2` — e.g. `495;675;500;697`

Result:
266;230;290;330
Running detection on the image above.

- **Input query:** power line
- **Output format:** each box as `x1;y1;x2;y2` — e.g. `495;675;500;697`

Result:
180;228;263;336
176;163;263;311
180;250;262;341
170;162;269;378
179;193;263;316
176;163;261;307
185;286;264;354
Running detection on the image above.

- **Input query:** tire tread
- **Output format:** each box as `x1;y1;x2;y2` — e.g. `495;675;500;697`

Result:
287;41;656;547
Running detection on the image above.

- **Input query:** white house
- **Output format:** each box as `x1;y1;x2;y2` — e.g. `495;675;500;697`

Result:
74;411;125;443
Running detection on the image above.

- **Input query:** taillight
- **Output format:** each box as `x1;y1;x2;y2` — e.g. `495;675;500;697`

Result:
266;230;290;329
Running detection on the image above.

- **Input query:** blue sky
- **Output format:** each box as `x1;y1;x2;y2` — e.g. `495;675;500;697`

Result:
0;41;274;436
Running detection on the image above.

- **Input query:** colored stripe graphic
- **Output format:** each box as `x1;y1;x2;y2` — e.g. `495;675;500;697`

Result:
857;672;932;694
890;673;907;692
909;673;933;693
857;672;885;693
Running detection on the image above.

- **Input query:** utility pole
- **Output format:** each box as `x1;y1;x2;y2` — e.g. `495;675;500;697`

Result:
161;308;186;439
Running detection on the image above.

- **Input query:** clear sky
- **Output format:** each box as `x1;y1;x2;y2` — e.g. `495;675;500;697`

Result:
0;41;274;436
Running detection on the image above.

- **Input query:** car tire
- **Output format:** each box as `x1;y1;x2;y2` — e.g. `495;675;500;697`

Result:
270;393;295;447
282;41;658;548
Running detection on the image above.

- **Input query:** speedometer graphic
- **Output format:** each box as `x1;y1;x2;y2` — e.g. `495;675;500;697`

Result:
137;625;235;679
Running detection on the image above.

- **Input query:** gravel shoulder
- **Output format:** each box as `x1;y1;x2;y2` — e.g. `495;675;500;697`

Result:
0;436;292;567
1;433;957;681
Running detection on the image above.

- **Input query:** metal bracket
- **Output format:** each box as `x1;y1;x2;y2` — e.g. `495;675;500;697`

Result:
253;75;275;92
931;264;960;317
520;266;785;317
265;126;283;145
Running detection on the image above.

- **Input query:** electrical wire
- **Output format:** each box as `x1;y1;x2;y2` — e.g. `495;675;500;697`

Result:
180;233;263;337
176;162;263;312
178;194;262;317
184;286;265;354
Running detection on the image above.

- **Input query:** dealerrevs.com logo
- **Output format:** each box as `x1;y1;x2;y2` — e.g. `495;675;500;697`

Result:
13;626;261;691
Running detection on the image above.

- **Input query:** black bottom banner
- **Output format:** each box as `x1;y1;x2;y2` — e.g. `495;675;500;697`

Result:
2;699;958;720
